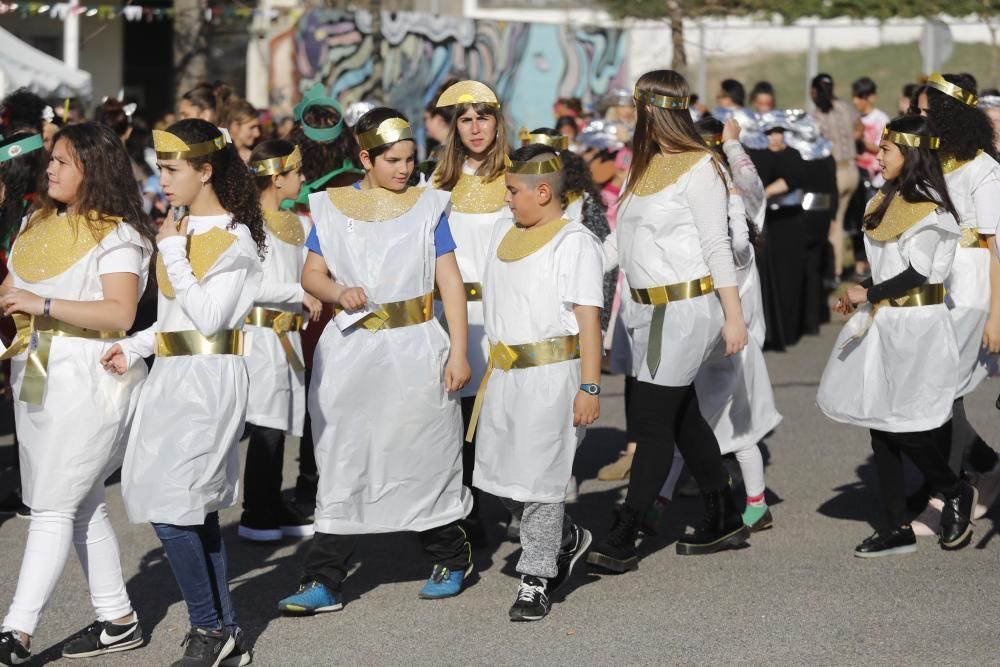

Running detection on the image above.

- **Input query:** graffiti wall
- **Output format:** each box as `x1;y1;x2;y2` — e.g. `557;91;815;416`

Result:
283;9;628;140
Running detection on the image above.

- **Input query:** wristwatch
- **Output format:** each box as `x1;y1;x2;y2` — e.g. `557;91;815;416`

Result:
579;383;601;396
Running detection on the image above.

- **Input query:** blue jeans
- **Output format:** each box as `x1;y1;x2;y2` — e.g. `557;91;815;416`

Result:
152;512;236;632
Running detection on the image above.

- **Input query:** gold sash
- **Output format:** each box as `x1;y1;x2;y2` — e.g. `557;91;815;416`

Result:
958;227;990;249
0;314;125;405
881;283;945;308
155;329;245;357
631;275;715;378
335;293;434;332
245;306;306;371
466;334;580;442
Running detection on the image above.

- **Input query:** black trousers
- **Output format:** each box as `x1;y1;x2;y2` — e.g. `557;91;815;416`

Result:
303;523;470;592
759;208;807;350
460;396;481;519
297;368;318;492
624;381;727;514
947;397;999;475
870;423;959;530
242;424;286;518
801;211;832;334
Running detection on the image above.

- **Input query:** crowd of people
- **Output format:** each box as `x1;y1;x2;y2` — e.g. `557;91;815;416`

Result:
0;64;996;667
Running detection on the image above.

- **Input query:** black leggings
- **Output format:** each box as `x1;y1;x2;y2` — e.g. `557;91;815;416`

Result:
870;423;959;530
242;424;286;516
460;396;481;519
947;397;999;475
624;381;727;514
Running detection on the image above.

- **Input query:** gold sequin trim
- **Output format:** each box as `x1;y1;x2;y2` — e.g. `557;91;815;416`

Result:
264;209;306;246
864;191;939;242
156;226;238;298
497;218;572;262
326;185;423;222
11;211;120;282
941;149;982;175
633;151;709;197
449;172;507;214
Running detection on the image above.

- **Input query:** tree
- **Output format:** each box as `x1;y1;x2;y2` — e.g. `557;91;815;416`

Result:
173;0;210;100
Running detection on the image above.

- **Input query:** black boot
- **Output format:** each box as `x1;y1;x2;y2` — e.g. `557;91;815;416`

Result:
939;481;978;550
676;487;750;555
586;505;640;573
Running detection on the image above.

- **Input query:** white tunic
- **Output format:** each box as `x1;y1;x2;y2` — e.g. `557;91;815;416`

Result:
244;211;309;435
694;193;782;454
943;152;1000;397
7;215;150;511
473;220;604;503
617;154;736;386
430;166;510;398
120;215;262;525
307;186;470;534
817;207;960;432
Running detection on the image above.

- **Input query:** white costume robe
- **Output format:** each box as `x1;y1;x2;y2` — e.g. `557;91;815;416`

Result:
817;201;960;432
473;219;604;503
7;213;150;511
244;210;309;435
307;185;470;534
121;215;262;525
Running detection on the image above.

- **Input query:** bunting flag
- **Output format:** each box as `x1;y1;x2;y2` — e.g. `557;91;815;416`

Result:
0;2;297;22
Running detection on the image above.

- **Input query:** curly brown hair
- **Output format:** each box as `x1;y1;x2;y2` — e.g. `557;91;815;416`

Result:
34;123;156;245
167;119;267;255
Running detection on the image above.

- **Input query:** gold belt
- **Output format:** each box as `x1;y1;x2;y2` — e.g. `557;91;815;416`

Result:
0;314;125;405
880;283;945;308
155;329;245;357
630;275;715;305
245;306;305;371
433;282;484;302
466;334;580;442
335;292;433;332
958;227;989;249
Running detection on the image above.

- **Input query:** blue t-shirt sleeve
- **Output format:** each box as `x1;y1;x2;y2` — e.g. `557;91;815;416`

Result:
434;213;456;257
305;225;323;256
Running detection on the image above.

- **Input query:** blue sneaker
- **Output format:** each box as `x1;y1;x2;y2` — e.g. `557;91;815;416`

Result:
278;581;343;615
417;563;472;599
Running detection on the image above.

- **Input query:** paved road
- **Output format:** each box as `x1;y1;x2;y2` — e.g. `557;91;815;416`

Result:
0;322;997;666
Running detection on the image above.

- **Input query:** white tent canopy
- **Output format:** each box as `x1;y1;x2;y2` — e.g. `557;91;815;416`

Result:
0;26;91;99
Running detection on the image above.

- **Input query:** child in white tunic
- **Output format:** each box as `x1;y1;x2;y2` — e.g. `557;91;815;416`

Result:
237;140;322;543
429;81;510;542
0;125;153;665
471;146;604;622
104;120;264;666
278;108;474;614
816;117;978;558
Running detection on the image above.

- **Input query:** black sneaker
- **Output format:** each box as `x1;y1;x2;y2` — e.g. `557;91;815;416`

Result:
586;505;640;573
940;481;978;551
0;631;30;666
508;576;550;622
237;511;282;543
219;628;253;667
62;617;143;658
854;527;917;558
171;627;235;667
548;524;592;593
278;503;314;539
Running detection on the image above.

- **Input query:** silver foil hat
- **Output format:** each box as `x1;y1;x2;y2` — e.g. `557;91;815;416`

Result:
344;101;378;128
783;108;833;161
575;119;628;152
596;88;636;114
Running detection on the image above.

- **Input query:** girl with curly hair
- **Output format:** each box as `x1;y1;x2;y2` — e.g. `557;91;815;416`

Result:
101;118;264;667
0;123;155;665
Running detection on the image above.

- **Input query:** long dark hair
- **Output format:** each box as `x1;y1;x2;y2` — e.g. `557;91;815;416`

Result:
34;123;155;245
864;115;957;230
181;81;233;123
0;132;47;243
916;73;996;161
286;104;360;183
96;98;131;137
1;88;47;135
811;74;835;113
528;127;604;210
166;119;266;253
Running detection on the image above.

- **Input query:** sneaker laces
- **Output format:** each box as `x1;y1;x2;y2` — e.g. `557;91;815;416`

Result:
607;506;639;543
516;580;545;603
430;565;451;584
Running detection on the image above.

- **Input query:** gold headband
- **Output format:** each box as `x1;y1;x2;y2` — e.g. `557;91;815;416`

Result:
250;145;302;176
357;118;413;151
926;73;978;107
702;133;724;147
153;130;227;160
518;128;569;151
634;90;690;110
509;155;563;175
436;80;500;108
882;128;941;150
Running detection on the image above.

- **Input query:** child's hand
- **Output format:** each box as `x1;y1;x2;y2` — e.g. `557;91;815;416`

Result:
721;316;748;357
338;287;368;312
845;284;868;306
100;343;129;375
574;392;599;426
157;210;188;244
303;293;323;321
833;294;855;315
444;355;471;392
0;288;44;316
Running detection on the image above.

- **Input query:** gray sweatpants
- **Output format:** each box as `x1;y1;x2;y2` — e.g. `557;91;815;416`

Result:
502;498;573;579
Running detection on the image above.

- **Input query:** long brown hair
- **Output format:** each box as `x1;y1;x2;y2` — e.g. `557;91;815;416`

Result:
623;69;725;201
434;100;508;191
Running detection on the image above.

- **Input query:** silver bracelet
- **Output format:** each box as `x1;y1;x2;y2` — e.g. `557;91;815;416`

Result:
43;298;51;317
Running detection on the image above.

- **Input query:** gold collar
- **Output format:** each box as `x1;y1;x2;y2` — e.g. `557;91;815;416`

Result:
496;218;572;262
11;211;120;282
156;226;238;298
864;191;939;242
941;150;983;175
633;151;709;196
264;209;305;246
327;185;423;222
449;172;507;214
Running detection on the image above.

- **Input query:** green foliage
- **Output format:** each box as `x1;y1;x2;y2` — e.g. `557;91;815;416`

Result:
599;0;997;21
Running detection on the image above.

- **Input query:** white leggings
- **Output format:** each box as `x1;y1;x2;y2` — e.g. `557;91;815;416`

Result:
660;444;766;500
2;480;133;636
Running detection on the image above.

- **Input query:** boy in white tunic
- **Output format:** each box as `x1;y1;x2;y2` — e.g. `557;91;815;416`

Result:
470;145;604;622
